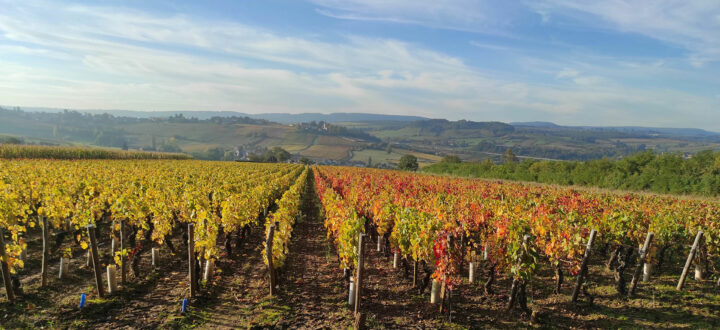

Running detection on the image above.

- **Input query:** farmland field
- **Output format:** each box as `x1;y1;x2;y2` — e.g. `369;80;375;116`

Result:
350;148;441;167
1;160;720;329
300;145;351;160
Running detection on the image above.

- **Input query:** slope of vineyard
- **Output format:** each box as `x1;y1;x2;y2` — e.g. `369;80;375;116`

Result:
313;165;720;326
315;165;719;281
2;161;720;328
0;160;303;287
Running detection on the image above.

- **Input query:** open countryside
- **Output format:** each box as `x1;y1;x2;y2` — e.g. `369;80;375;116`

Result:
2;1;720;329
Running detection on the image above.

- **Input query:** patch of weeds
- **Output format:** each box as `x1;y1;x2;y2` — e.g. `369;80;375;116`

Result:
145;269;161;281
166;307;211;329
250;297;292;326
392;316;407;325
2;317;36;329
437;320;469;330
359;313;375;328
69;319;88;328
231;276;244;287
593;284;616;297
75;296;122;322
410;293;426;303
59;294;79;307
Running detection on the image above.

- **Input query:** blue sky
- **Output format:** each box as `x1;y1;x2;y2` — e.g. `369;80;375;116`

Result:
0;0;719;129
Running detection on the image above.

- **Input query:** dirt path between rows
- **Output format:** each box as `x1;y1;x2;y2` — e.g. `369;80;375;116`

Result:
195;175;354;329
272;201;352;328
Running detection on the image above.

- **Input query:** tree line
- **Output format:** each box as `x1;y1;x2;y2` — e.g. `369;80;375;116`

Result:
423;150;720;196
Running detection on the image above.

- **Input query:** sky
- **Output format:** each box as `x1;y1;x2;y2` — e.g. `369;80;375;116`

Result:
0;0;719;129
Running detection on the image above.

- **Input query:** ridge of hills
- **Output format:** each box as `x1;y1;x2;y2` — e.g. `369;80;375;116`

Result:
2;105;720;166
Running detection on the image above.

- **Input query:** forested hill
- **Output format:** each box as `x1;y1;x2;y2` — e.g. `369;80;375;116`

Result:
364;117;720;161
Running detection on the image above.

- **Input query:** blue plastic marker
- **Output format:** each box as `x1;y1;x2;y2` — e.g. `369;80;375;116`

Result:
79;293;86;309
181;298;188;313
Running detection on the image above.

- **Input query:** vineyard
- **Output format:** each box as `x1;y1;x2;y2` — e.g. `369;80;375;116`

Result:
314;166;720;326
0;144;192;160
1;161;720;328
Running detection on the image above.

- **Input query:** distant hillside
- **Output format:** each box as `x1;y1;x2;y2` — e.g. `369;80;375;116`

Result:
243;112;426;124
7;106;426;124
3;105;720;163
510;121;560;128
370;119;720;161
577;126;719;139
0;107;378;161
406;119;515;137
512;121;720;140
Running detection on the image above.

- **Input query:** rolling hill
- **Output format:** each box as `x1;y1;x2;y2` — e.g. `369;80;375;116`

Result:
3;106;720;166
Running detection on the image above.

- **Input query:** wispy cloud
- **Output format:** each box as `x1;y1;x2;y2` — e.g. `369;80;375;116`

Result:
0;0;717;129
309;0;524;35
469;41;513;52
556;68;580;79
531;0;720;65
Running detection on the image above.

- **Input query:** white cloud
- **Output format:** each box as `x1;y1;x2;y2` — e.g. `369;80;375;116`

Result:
0;45;73;60
536;10;551;24
532;0;720;65
571;76;605;86
555;68;605;85
309;0;525;34
469;41;512;52
0;0;717;129
556;68;580;78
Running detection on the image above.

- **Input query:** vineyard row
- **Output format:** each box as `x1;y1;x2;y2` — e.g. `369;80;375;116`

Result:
313;166;720;318
0;160;308;302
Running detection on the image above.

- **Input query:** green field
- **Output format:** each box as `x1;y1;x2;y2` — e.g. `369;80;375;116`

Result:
350;148;440;167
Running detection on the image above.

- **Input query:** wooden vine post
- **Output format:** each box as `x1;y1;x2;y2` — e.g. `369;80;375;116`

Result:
0;227;15;302
120;220;126;284
110;220;117;255
677;230;703;291
266;223;277;296
41;216;49;287
376;234;382;252
354;233;366;329
87;224;105;297
572;229;597;304
188;223;197;297
628;232;654;297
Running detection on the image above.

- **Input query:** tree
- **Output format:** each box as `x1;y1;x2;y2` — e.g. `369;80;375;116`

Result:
300;157;313;165
247;152;263;162
386;144;393;154
263;150;277;162
398;154;419;171
502;148;518;164
158;142;181;153
272;146;291;162
0;136;23;144
441;155;462;163
367;156;373;167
